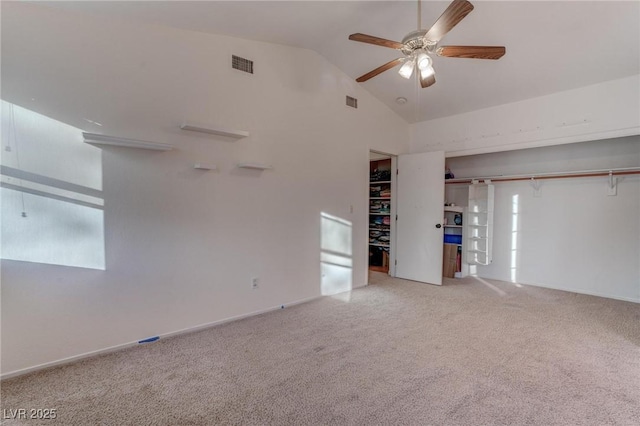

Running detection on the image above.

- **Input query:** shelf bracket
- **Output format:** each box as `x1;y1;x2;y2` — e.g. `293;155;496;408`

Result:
529;177;542;197
608;171;617;196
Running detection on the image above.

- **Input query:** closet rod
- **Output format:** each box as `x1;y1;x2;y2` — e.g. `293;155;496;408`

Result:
445;167;640;185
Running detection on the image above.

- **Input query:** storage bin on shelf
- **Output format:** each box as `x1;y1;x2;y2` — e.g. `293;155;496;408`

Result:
444;234;462;245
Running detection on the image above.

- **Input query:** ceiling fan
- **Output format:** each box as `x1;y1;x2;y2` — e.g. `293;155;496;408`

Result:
349;0;505;88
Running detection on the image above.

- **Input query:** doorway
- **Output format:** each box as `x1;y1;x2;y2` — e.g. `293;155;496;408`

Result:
368;151;396;275
369;150;447;286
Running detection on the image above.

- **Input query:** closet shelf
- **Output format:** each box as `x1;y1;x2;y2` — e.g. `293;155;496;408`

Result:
466;183;494;266
444;206;464;213
369;243;390;248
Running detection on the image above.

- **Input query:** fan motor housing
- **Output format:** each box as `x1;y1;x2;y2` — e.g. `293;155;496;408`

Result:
401;30;437;55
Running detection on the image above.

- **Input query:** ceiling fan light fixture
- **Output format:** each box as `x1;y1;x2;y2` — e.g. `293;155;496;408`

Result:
420;65;435;79
349;0;506;89
398;58;415;79
416;51;432;71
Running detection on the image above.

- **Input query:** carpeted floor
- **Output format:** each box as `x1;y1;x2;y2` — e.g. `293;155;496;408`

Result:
2;273;639;425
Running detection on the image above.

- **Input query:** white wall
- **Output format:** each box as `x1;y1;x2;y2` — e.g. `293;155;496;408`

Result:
410;75;640;157
0;3;408;375
445;137;640;302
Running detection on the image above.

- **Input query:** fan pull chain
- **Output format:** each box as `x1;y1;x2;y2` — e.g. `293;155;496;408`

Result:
417;0;422;30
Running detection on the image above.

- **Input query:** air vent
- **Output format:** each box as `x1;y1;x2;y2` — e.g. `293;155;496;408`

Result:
232;55;254;74
346;96;358;109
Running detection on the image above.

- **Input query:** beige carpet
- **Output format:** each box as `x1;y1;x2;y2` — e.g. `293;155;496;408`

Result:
2;273;639;425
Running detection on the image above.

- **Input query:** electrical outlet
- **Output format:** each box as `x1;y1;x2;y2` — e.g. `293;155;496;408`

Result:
251;277;259;289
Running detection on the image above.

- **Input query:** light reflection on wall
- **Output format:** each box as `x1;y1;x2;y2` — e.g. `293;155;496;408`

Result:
320;212;352;296
1;101;105;269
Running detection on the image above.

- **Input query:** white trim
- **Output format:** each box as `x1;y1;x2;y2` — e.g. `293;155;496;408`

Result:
0;295;321;380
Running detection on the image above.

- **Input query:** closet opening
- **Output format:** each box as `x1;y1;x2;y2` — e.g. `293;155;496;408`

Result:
368;151;397;275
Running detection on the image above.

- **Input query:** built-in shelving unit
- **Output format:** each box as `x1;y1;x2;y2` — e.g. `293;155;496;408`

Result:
369;159;392;273
466;183;495;266
83;132;173;151
180;122;249;139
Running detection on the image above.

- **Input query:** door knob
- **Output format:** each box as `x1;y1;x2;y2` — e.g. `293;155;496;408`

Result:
435;224;442;229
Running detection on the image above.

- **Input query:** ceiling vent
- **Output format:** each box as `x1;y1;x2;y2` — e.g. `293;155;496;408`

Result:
346;96;358;109
232;55;254;74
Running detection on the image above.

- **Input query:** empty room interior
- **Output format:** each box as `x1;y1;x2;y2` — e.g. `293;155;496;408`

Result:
1;1;639;425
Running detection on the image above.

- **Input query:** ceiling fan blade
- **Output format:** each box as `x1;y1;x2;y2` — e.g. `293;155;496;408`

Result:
349;33;404;50
424;0;474;42
436;46;506;59
420;73;436;88
356;58;404;83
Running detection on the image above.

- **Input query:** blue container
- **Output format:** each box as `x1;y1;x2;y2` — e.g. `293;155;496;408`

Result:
444;234;462;245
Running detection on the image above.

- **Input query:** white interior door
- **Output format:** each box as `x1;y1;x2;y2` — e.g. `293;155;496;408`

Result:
395;151;445;285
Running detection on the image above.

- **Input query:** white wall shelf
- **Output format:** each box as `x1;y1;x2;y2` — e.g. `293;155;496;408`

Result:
237;163;272;170
180;122;249;139
193;163;217;171
83;133;173;151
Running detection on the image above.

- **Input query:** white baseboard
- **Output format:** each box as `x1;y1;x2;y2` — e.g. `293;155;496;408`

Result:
517;280;640;304
478;274;640;304
0;295;322;381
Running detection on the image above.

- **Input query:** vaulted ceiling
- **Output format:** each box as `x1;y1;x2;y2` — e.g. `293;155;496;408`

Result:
27;1;640;123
